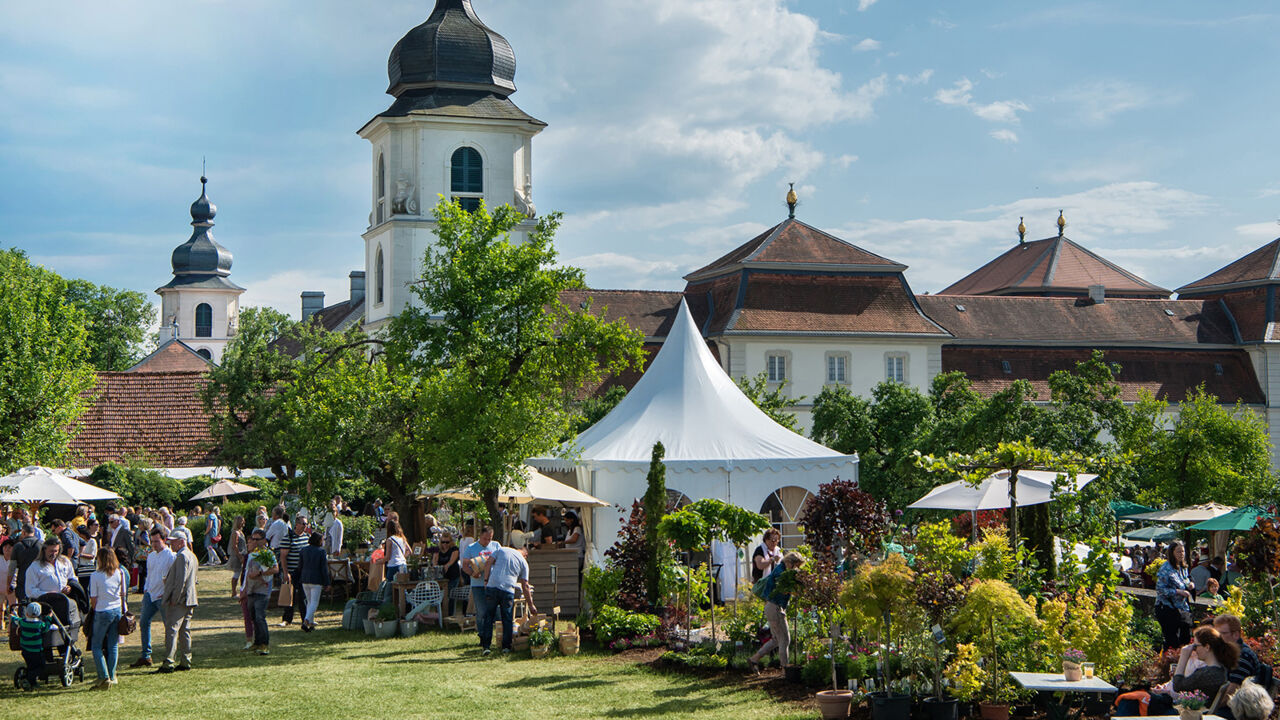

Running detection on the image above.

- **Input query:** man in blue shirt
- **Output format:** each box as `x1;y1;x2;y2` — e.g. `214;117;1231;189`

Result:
460;526;500;651
481;545;536;655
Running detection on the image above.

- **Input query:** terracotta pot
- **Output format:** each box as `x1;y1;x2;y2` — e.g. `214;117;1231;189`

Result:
979;703;1011;720
1062;660;1082;682
817;690;854;720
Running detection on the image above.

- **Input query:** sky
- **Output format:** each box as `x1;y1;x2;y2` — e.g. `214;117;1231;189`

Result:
2;0;1278;318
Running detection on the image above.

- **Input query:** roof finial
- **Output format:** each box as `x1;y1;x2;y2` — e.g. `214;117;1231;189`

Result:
1057;209;1066;237
786;182;797;219
1017;216;1026;243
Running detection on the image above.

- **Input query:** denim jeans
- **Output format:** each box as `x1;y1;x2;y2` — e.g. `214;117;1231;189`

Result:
91;607;122;681
471;585;490;645
139;592;162;659
251;593;270;647
482;587;515;651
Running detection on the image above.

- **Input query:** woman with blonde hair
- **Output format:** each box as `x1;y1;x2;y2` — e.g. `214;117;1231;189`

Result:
88;546;127;689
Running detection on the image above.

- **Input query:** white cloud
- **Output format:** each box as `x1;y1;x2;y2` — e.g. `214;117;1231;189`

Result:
239;270;352;319
896;69;934;85
1052;79;1174;124
935;77;1029;127
858;0;879;11
929;16;957;29
836;154;860;168
1260;186;1280;198
989;129;1019;143
1236;221;1280;239
854;38;881;51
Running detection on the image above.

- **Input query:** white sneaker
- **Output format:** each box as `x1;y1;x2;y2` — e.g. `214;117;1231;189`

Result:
242;641;254;651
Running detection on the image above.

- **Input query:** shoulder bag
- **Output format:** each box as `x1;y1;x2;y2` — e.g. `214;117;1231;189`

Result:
116;569;137;636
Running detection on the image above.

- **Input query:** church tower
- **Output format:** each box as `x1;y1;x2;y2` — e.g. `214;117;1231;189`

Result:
155;176;245;364
359;0;546;329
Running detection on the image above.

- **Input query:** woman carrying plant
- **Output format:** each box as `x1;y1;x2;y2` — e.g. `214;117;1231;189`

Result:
1171;625;1239;701
382;519;410;582
747;551;805;673
88;546;127;689
1156;542;1196;649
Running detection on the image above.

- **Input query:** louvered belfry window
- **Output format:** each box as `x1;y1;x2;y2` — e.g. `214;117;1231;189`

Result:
195;303;213;338
450;147;483;212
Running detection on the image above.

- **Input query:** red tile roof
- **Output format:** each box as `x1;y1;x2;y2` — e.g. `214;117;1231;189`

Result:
702;273;949;336
917;295;1236;345
941;236;1170;298
1178;238;1280;294
69;372;218;467
686;219;905;281
557;289;683;338
126;339;212;373
942;346;1264;404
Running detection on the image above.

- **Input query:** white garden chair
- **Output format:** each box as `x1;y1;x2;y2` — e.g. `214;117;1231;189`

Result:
405;580;444;629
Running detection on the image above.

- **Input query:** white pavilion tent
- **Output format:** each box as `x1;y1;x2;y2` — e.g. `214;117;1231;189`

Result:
530;299;858;591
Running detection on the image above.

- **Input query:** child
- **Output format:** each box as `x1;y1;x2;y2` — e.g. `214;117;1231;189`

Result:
1201;577;1224;602
10;602;51;687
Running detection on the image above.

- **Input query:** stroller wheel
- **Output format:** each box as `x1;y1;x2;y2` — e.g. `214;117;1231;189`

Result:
61;663;74;687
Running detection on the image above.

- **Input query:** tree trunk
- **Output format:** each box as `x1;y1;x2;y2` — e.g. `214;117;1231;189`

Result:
482;488;505;545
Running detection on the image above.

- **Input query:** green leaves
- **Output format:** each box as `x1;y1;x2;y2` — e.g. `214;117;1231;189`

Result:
63;278;155;371
0;249;96;472
735;373;802;431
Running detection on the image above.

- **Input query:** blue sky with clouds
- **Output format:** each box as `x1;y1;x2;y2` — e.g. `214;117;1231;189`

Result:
2;1;1277;316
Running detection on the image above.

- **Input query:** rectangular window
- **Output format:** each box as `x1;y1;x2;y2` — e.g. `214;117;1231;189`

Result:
766;353;787;383
886;355;905;383
826;354;847;384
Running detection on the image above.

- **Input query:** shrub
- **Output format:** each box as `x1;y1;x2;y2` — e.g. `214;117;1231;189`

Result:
376;602;397;622
916;520;974;577
583;565;623;618
591;605;662;644
344;515;378;552
186;515;207;551
803;656;833;686
971;527;1017;581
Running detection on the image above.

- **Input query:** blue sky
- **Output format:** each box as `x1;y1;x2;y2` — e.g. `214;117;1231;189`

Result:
2;1;1278;316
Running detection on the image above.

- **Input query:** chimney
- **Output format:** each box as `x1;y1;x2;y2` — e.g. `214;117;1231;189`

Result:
1088;285;1105;304
349;270;366;304
301;291;325;320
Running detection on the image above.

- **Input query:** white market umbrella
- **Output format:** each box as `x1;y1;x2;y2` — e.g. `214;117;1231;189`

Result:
425;466;609;508
908;469;1097;512
0;465;122;505
188;479;260;502
1129;502;1235;523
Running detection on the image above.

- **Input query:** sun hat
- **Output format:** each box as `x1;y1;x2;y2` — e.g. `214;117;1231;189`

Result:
169;530;187;541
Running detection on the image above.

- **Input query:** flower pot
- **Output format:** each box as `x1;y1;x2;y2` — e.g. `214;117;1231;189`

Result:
923;696;959;720
978;702;1010;720
559;633;580;656
373;620;398;639
784;665;803;683
871;692;913;720
531;644;551;659
362;618;376;636
1177;709;1203;720
400;619;419;638
817;690;854;720
1062;660;1083;682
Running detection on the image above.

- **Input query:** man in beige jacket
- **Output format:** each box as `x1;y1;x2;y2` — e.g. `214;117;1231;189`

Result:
156;531;198;673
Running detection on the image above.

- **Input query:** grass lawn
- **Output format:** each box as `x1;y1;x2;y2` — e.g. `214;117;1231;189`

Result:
3;566;814;719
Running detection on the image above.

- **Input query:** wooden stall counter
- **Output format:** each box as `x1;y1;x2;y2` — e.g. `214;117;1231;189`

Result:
525;547;581;617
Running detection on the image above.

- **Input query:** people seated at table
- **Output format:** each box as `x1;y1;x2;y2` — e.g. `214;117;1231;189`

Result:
1214;614;1262;708
1201;577;1224;603
1228;680;1274;720
1172;625;1239;702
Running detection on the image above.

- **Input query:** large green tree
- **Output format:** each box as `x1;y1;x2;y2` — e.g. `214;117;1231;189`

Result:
385;200;645;540
0;249;97;472
64;278;156;371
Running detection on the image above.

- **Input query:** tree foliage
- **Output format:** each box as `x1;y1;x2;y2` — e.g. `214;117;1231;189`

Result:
0;249;97;472
736;372;802;431
63;278;156;371
797;477;889;561
642;442;667;606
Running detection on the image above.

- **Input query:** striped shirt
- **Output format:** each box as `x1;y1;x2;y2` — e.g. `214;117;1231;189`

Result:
285;530;308;574
11;616;49;653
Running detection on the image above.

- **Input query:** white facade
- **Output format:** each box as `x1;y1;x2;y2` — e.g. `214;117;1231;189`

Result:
359;115;542;330
156;288;241;364
714;336;947;432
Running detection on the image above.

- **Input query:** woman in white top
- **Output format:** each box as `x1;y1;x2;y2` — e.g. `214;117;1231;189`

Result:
563;512;586;560
88;546;128;689
382;518;410;581
25;537;74;599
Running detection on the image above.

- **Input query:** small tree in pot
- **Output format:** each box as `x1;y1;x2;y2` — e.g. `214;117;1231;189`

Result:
843;553;917;720
949;579;1039;720
794;557;854;718
915;571;968;720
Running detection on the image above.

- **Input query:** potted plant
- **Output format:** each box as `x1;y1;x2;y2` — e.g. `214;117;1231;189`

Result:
529;624;555;659
916;571;967;720
950;580;1039;720
1061;648;1086;682
843;554;916;720
400;615;420;638
793;557;855;719
1173;690;1208;720
373;602;399;639
944;643;985;719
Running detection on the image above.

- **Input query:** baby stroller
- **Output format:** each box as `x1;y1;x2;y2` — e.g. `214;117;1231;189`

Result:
12;594;86;690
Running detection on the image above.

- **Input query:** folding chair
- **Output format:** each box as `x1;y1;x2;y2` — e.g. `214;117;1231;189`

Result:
405;580;444;629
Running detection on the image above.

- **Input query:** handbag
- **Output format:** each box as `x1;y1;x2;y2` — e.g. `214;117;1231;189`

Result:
278;576;294;604
117;611;137;636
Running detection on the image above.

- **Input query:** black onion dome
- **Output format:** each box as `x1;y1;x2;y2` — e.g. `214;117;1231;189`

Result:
169;177;232;278
387;0;517;97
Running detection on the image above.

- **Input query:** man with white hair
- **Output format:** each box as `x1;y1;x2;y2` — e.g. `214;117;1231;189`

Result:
173;516;194;545
156;531;198;673
1227;680;1274;720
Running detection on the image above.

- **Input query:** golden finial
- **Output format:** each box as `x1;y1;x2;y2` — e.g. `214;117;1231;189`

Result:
786;182;798;219
1017;216;1026;243
1057;209;1066;237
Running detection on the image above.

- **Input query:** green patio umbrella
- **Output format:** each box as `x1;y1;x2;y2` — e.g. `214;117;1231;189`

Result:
1111;500;1156;518
1188;505;1272;532
1123;525;1179;541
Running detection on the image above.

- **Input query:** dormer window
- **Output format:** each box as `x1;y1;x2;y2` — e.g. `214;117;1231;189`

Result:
451;147;483;212
376;154;386;224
